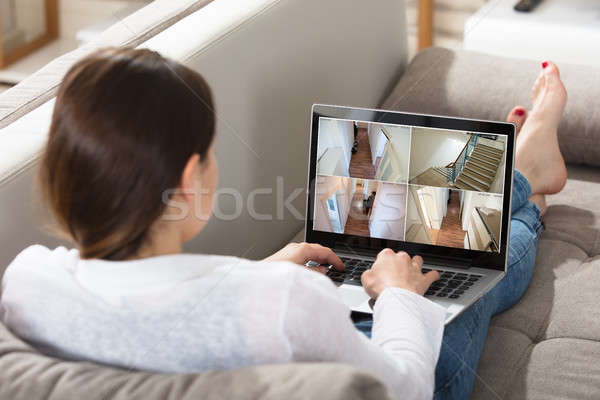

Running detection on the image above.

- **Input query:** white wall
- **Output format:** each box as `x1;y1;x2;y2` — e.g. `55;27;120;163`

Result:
461;191;503;230
339;177;354;229
2;0;16;33
13;0;45;41
409;128;470;179
314;175;338;232
313;175;355;233
10;0;132;40
415;186;447;229
59;0;136;38
317;118;353;175
368;123;388;164
369;183;407;241
405;188;432;244
405;188;421;229
485;136;506;194
387;125;411;182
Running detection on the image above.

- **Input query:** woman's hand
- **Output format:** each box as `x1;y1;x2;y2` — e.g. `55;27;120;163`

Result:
361;249;439;298
264;242;345;274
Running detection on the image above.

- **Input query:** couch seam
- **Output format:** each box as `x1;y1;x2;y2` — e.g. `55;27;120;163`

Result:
503;341;535;398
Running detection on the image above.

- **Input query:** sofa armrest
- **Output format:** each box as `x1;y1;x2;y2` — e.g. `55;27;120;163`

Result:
0;323;392;400
383;47;600;167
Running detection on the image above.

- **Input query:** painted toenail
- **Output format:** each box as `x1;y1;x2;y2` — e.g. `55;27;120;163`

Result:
542;61;548;69
515;109;525;116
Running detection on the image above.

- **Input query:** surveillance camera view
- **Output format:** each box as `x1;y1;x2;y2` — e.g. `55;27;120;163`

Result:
314;117;505;252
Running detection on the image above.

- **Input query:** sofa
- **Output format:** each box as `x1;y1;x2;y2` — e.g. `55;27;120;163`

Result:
1;0;599;399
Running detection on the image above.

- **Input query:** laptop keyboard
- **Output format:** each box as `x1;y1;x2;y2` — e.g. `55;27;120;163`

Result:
328;257;483;300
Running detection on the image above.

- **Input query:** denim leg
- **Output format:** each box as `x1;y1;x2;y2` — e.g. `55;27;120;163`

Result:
433;173;543;399
512;169;532;214
352;170;544;399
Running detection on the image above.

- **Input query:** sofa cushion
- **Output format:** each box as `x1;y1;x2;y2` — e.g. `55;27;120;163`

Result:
382;47;600;167
0;322;391;400
385;48;600;399
470;165;600;400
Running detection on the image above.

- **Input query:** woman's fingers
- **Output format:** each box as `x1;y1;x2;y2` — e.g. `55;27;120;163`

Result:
412;255;424;268
423;270;440;287
411;257;423;271
302;243;345;271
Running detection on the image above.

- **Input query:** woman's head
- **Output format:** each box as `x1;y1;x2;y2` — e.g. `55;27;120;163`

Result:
40;47;218;260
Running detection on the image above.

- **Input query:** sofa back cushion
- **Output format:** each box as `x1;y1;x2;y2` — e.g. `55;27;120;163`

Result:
383;47;600;167
138;0;409;259
0;0;409;273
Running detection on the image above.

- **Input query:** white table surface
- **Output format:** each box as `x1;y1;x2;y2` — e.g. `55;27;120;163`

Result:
464;0;600;68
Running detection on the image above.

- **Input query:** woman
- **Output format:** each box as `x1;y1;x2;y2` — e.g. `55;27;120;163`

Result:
0;48;567;400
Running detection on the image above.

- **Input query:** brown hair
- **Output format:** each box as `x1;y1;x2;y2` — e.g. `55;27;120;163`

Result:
40;47;216;260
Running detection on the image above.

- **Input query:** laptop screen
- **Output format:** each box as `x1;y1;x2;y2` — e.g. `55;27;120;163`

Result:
306;105;515;271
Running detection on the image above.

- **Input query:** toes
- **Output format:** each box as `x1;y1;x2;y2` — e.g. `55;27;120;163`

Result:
506;106;527;135
531;72;545;105
542;60;561;78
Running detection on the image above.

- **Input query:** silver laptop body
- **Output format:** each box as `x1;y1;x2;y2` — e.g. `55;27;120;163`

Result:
305;104;515;324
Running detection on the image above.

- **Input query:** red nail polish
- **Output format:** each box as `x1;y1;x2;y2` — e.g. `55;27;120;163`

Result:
515;109;525;116
542;61;548;69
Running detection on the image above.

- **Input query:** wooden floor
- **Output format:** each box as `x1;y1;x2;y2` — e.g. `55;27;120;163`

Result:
435;190;466;248
349;128;376;180
409;168;451;188
344;189;371;237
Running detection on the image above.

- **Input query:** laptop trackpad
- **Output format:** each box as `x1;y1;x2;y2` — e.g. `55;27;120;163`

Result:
339;285;372;313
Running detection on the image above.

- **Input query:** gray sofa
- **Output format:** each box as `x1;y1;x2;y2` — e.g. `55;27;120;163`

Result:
1;1;600;399
383;48;600;399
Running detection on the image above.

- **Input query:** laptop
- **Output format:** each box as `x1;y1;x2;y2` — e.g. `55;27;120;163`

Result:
305;104;515;324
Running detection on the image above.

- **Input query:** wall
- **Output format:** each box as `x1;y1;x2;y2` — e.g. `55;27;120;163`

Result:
2;0;16;33
405;188;422;229
339;177;354;229
416;186;447;230
60;0;137;38
313;175;354;233
405;0;486;59
386;125;411;182
409;128;470;179
314;175;338;232
485;136;507;194
461;191;502;230
369;183;407;241
10;0;133;40
368;123;387;164
13;0;45;41
317;118;354;175
405;187;432;244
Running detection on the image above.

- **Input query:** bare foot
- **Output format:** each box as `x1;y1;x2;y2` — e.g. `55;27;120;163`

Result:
506;106;547;216
530;194;547;217
506;106;527;135
515;61;567;195
531;61;567;128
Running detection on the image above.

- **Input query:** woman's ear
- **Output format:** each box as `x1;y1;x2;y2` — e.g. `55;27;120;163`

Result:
178;154;201;200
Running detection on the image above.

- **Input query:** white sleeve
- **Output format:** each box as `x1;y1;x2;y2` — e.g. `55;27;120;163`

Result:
283;269;446;400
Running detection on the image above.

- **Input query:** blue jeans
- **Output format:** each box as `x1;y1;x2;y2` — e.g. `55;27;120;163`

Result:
353;170;543;400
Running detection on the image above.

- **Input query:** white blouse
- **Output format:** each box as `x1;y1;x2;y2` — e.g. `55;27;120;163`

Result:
0;245;446;400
